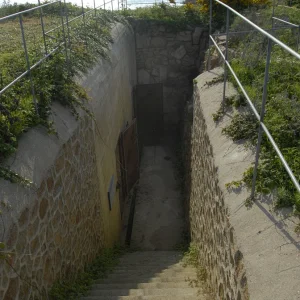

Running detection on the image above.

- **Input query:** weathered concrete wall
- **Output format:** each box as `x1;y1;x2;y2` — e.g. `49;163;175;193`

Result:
0;23;136;300
133;20;208;130
187;67;300;300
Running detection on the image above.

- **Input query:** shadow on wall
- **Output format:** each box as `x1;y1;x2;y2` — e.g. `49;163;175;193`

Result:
182;86;249;300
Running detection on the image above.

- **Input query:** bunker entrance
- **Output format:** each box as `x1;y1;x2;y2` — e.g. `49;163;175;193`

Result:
135;83;164;147
128;83;185;250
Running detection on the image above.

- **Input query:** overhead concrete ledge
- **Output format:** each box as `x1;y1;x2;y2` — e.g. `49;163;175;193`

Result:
190;67;300;300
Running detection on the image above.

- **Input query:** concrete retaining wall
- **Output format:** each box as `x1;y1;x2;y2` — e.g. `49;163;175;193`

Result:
187;67;300;300
0;23;136;300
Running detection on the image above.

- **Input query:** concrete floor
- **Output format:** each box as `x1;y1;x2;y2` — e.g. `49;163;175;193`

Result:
131;143;185;250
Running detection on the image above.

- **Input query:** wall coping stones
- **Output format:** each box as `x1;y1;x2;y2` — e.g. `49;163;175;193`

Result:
193;67;300;300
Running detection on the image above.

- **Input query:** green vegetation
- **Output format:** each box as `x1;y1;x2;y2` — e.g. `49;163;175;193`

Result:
49;246;127;300
0;3;127;179
219;5;300;212
120;3;207;30
183;243;209;284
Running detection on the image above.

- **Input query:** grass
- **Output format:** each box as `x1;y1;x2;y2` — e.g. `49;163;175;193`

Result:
216;5;300;212
120;3;207;30
49;246;128;300
0;6;127;170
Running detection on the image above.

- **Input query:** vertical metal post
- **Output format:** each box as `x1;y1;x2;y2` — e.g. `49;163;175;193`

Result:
104;0;106;10
63;0;71;73
297;26;300;52
251;39;273;200
222;8;230;111
111;0;113;11
81;0;86;28
64;0;71;49
94;0;97;16
59;1;68;61
208;0;213;71
19;14;38;113
271;0;275;31
38;0;48;55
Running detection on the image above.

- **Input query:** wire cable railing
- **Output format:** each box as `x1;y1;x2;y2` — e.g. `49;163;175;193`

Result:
208;0;300;199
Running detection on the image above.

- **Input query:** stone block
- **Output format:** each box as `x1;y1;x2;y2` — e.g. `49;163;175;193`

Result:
192;27;203;45
171;45;186;60
159;25;166;32
138;69;150;84
151;68;160;77
136;34;150;49
159;66;168;81
181;56;195;67
176;31;192;42
150;37;166;48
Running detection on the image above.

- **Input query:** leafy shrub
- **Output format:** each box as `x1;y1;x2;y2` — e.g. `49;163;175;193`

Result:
120;3;207;30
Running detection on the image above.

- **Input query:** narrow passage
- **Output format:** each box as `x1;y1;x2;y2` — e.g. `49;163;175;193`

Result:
131;140;185;250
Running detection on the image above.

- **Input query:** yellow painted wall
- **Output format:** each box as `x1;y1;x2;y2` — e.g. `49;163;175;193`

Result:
80;23;136;246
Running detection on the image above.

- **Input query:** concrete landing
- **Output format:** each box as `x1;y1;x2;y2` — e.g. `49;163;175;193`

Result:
131;145;184;250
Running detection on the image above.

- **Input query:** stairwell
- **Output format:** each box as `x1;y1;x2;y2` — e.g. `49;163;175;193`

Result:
81;251;210;300
81;136;211;300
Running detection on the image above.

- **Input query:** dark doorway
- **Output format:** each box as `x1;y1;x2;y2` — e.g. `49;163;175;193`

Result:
136;83;163;146
116;119;139;217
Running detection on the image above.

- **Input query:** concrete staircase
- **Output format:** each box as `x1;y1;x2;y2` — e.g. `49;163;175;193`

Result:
81;251;210;300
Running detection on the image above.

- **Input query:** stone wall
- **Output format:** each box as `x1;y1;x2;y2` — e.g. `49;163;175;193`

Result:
0;23;136;299
188;71;248;300
133;20;208;130
187;67;300;300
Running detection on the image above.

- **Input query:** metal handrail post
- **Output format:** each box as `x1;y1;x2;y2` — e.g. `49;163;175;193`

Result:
19;14;38;114
63;0;71;73
94;0;97;16
38;0;48;55
104;0;106;10
297;25;300;52
272;0;275;31
208;0;213;71
81;0;86;26
63;0;71;49
111;0;114;11
222;8;230;112
251;39;273;199
59;1;68;62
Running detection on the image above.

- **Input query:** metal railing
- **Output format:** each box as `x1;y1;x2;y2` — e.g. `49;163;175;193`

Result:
125;0;179;8
272;0;300;51
208;0;300;198
0;0;127;114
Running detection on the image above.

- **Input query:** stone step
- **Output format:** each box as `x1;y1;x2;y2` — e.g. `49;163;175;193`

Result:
119;252;183;261
111;267;196;275
81;296;202;300
88;287;198;297
104;271;197;282
97;275;198;284
118;257;184;264
90;282;201;290
113;264;191;271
